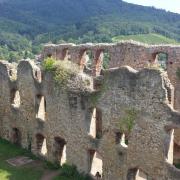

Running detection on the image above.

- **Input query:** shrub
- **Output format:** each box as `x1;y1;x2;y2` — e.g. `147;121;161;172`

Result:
42;57;56;72
42;58;79;88
53;61;78;86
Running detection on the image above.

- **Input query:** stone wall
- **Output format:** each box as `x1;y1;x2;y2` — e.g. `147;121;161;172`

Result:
0;41;180;180
42;41;180;110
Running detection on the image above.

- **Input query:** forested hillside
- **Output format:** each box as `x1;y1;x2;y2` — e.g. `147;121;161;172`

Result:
0;0;180;61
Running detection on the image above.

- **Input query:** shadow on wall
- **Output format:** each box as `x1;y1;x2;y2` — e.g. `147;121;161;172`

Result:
36;133;47;157
11;128;21;146
54;137;67;166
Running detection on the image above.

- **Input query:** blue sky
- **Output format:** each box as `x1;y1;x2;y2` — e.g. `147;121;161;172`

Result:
123;0;180;14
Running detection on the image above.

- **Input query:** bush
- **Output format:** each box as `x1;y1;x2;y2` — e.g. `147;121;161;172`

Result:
42;57;56;72
42;58;79;87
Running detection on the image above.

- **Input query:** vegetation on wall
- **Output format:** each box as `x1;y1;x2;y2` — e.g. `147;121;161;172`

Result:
42;58;79;87
42;57;56;72
119;108;138;133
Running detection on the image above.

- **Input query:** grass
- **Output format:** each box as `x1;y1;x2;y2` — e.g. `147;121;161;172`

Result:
0;139;92;180
112;33;180;45
0;139;43;180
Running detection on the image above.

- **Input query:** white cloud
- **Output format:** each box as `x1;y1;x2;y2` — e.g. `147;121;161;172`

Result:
123;0;180;14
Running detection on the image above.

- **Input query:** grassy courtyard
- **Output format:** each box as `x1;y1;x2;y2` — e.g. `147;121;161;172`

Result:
0;139;45;180
0;139;91;180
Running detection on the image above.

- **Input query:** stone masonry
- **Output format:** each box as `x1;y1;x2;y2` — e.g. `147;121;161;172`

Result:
0;41;180;180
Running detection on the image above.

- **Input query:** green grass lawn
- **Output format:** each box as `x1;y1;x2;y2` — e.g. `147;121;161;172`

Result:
0;139;44;180
0;139;92;180
112;33;180;45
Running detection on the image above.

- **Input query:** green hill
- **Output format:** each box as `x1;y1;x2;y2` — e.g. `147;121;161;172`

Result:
112;33;180;45
0;0;179;61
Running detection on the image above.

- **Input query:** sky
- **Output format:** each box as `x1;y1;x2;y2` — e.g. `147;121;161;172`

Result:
123;0;180;14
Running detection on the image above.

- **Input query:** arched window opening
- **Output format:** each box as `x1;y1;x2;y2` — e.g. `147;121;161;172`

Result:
27;133;32;151
9;70;13;77
62;48;70;60
96;108;102;139
94;50;104;76
10;89;20;108
54;137;66;166
12;128;21;146
127;168;148;180
165;127;180;169
88;108;102;139
36;95;46;121
153;52;168;71
115;132;128;147
88;150;103;178
79;50;87;71
103;50;110;70
88;108;96;138
36;134;47;156
83;50;93;74
34;70;42;82
67;50;71;61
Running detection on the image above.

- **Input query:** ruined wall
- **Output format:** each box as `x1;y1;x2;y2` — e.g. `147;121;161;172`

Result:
0;61;14;138
96;67;180;179
0;42;180;180
42;42;180;110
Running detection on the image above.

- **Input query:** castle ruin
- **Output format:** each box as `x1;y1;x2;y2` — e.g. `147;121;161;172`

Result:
0;41;180;180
